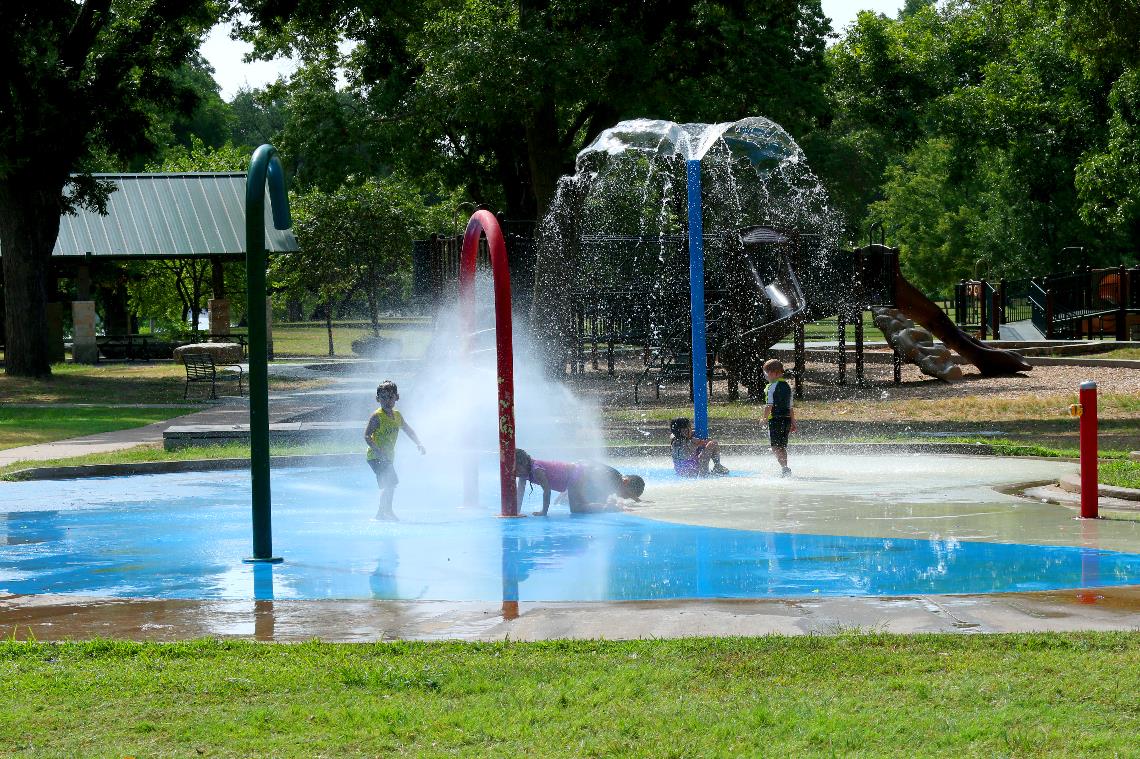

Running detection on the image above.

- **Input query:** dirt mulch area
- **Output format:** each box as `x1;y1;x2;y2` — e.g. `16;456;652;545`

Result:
569;356;1140;410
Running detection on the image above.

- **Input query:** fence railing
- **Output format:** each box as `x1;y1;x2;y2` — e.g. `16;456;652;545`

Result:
1030;280;1051;337
957;267;1139;340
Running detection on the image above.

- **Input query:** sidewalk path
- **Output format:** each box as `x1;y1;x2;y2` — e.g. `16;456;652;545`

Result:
0;393;325;468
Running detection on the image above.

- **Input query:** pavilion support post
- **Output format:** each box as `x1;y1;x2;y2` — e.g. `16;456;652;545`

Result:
837;310;847;386
45;302;64;364
71;262;97;364
209;256;230;337
71;300;98;364
793;321;805;400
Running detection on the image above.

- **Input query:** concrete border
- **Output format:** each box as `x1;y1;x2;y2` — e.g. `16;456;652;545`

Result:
2;589;1139;641
4;453;358;481
1059;473;1140;503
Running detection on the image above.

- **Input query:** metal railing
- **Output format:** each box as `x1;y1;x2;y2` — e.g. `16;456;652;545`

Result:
1025;266;1139;339
1029;280;1050;337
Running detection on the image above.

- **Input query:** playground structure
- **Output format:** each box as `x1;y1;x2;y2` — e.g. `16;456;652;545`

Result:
463;117;1032;429
955;265;1140;341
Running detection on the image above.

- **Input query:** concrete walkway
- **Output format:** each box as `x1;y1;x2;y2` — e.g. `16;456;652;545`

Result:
2;589;1138;641
0;393;326;468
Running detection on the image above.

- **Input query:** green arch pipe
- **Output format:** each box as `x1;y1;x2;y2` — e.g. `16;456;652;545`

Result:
244;144;292;563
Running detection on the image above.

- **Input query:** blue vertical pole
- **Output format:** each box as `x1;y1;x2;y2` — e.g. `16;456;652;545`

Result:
686;159;709;438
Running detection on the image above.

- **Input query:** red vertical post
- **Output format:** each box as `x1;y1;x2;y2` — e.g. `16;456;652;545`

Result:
1079;380;1098;519
459;211;518;517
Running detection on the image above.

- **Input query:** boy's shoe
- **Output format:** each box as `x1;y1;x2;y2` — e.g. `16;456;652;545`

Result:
374;509;399;522
711;463;730;476
780;467;792;478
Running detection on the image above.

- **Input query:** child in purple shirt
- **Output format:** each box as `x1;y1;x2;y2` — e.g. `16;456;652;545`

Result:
515;448;645;515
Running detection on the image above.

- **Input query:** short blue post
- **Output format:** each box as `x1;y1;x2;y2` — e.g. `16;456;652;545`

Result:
686;159;709;438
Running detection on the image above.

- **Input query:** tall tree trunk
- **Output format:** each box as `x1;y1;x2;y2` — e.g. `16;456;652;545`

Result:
325;300;334;357
525;102;578;377
524;100;565;221
366;265;380;337
0;178;60;377
490;130;537;221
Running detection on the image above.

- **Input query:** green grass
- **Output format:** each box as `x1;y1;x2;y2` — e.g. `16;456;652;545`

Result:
234;321;433;358
0;362;326;405
0;441;359;480
1100;459;1140;489
1090;346;1140;360
801;311;878;341
0;634;1136;756
0;406;195;451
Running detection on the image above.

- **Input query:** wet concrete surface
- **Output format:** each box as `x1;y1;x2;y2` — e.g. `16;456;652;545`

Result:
644;455;1140;553
2;588;1138;642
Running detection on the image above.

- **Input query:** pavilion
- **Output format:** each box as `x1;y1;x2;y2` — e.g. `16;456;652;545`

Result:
0;172;297;362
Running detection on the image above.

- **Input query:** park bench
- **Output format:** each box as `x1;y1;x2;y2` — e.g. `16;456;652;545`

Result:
183;352;244;400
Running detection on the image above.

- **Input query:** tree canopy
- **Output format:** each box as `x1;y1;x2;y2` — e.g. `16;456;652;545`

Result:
237;0;832;219
0;1;222;376
813;0;1140;291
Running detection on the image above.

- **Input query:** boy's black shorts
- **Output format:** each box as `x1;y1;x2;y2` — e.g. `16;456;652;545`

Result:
768;417;792;448
367;456;399;486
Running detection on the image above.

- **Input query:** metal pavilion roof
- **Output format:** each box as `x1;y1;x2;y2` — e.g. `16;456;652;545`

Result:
43;172;298;260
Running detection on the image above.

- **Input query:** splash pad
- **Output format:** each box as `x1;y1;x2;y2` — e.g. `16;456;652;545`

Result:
2;455;1139;601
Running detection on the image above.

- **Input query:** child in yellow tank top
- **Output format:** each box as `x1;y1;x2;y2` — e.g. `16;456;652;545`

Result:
364;380;425;520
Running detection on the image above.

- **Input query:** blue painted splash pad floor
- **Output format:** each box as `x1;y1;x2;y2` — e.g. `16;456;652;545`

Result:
1;456;1139;602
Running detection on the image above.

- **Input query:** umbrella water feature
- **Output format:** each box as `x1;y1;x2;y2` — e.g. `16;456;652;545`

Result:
544;116;842;429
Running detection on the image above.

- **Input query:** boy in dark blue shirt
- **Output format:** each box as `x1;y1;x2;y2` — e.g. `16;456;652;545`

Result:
763;359;796;477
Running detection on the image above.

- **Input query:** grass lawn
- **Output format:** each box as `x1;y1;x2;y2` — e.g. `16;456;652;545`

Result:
0;362;328;405
0;406;195;451
800;311;878;342
1;634;1136;756
1091;346;1140;360
236;320;434;358
1100;459;1140;489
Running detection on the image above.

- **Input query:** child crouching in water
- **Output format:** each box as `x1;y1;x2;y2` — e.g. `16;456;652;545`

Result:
515;448;645;515
670;418;729;477
364;380;426;520
763;358;796;477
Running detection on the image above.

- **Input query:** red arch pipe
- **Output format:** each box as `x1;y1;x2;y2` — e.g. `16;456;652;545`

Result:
459;211;518;516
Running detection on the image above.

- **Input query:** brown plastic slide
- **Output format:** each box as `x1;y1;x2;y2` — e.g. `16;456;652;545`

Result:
895;274;1032;375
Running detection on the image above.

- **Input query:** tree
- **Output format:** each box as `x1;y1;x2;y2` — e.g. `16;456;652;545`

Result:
0;1;220;376
165;56;234;156
280;176;453;354
229;86;287;150
236;0;831;370
238;0;831;219
814;0;1137;287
